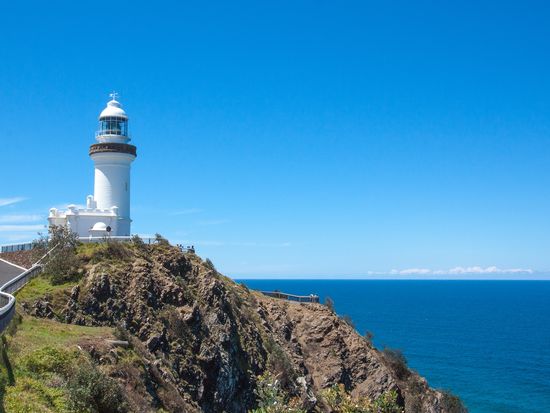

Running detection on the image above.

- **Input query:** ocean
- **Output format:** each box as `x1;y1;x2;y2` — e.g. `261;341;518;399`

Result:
236;280;550;413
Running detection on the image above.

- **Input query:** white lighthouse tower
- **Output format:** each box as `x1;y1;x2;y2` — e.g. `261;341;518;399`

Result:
48;93;137;238
90;93;136;235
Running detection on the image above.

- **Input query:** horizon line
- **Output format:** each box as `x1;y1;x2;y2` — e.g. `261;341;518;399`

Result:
231;275;550;281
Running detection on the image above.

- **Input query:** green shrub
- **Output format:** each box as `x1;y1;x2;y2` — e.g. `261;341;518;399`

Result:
20;346;75;376
322;384;372;412
341;314;355;329
113;324;130;342
373;390;403;413
15;346;128;413
266;341;296;391
43;225;81;285
321;384;403;413
325;296;335;312
154;233;170;246
382;348;410;379
440;389;468;413
66;363;128;413
4;376;67;413
131;234;146;249
204;258;216;272
31;232;50;264
105;239;132;261
250;373;305;413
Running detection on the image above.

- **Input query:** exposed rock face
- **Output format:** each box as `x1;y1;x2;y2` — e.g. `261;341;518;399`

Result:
37;244;457;412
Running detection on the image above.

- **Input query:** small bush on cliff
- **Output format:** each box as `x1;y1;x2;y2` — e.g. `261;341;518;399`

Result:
130;234;151;256
341;314;355;329
321;384;403;413
105;238;132;261
43;225;81;285
131;234;146;248
325;296;335;312
204;258;217;272
67;362;128;413
250;373;305;413
265;340;297;391
154;233;170;246
373;391;404;413
31;232;50;263
20;346;76;376
440;390;468;413
382;348;410;379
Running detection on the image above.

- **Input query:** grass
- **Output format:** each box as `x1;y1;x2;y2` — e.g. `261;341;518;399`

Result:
14;277;75;305
0;314;115;412
6;315;113;360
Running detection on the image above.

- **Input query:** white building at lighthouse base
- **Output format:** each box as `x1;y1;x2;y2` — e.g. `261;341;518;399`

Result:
48;197;122;238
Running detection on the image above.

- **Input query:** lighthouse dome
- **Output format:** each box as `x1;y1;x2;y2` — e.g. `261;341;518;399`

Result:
96;93;130;142
99;98;128;119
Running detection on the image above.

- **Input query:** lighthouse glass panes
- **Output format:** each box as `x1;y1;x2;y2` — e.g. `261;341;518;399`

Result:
99;116;128;136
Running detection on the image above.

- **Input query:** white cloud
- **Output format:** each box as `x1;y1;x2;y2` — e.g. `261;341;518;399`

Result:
386;266;534;275
390;268;432;275
434;266;534;275
0;214;43;224
0;197;27;207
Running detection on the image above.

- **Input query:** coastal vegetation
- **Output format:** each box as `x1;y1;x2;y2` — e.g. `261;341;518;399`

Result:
251;374;403;413
0;238;467;412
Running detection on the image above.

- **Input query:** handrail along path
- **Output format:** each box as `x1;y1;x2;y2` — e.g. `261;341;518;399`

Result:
0;246;57;333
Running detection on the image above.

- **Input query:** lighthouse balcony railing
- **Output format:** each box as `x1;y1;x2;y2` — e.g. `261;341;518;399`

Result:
95;130;131;138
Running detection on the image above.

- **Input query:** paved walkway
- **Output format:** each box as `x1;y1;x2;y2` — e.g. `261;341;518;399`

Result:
0;259;25;286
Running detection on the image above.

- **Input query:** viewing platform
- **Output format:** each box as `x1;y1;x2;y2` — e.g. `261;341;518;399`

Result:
261;290;320;303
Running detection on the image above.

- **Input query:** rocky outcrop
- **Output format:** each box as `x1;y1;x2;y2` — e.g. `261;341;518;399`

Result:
30;244;459;412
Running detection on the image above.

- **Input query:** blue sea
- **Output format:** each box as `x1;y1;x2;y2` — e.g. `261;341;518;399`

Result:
236;280;550;413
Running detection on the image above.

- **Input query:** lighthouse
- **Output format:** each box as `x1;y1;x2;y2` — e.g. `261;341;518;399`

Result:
48;94;137;238
90;94;136;235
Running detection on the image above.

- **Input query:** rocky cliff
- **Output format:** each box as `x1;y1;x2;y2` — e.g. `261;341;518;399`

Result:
22;241;464;412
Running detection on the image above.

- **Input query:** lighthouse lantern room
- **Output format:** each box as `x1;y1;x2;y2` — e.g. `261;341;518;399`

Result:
48;93;137;238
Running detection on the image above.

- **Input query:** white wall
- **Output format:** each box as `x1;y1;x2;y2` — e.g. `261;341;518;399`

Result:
91;151;135;227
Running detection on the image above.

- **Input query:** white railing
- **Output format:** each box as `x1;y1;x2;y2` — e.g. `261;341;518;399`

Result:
1;236;154;252
261;291;320;303
78;236;156;244
0;242;34;253
0;244;58;333
0;265;43;333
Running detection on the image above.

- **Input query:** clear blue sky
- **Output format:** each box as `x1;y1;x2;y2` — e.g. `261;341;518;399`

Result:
1;1;549;278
